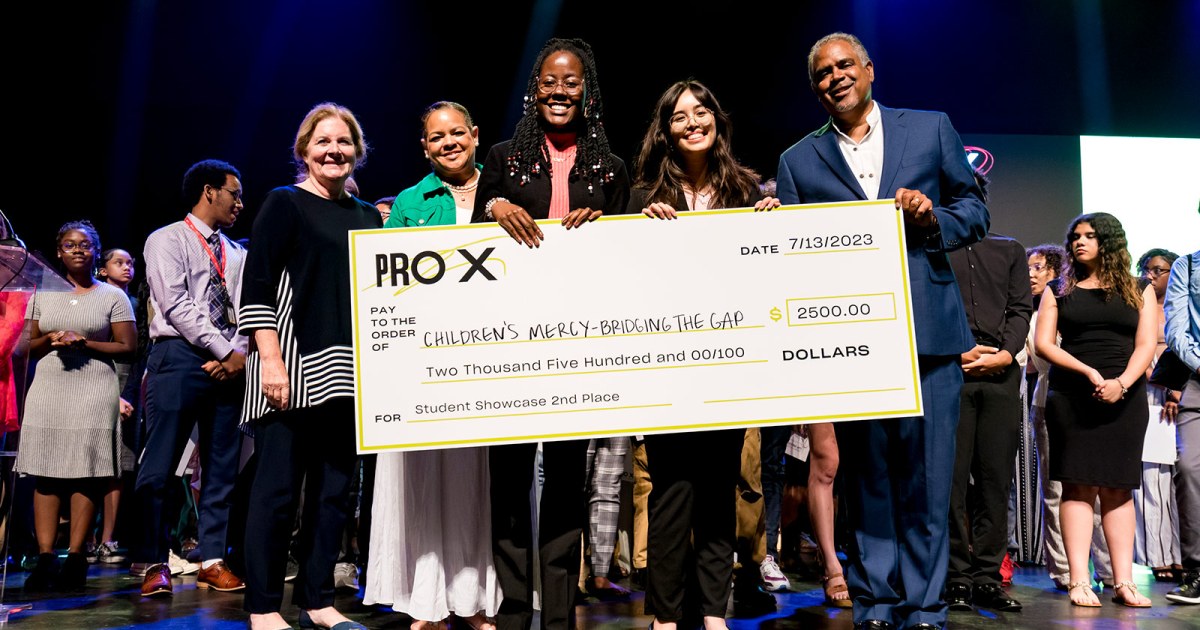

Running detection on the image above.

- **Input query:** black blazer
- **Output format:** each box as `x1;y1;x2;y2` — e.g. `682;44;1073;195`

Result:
472;140;630;222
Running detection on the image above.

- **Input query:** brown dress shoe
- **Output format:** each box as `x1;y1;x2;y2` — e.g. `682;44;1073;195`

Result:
196;561;245;591
141;563;173;597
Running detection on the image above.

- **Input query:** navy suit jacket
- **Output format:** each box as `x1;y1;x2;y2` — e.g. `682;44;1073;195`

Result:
776;105;989;357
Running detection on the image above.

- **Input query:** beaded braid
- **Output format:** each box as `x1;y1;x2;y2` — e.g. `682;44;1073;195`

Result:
507;38;617;196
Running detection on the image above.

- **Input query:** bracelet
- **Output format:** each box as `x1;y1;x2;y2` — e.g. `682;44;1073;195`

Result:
484;197;508;220
1113;378;1128;397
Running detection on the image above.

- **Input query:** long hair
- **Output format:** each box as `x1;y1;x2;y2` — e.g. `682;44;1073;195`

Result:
1061;212;1141;308
632;80;760;209
507;38;616;194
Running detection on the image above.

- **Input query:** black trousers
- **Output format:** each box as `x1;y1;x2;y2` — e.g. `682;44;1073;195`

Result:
243;399;357;613
490;440;589;630
644;430;743;621
947;362;1022;587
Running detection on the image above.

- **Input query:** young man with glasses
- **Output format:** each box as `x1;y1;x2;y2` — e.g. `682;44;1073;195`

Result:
133;159;248;597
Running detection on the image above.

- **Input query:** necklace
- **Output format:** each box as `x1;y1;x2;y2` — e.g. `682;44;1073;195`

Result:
684;184;714;211
442;169;480;203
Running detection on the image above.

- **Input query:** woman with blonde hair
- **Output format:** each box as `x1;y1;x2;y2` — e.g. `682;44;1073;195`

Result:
240;102;380;630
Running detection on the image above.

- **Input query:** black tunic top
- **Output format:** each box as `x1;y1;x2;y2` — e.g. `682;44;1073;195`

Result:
238;185;382;422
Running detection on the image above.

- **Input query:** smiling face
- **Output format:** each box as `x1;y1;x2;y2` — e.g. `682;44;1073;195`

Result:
669;89;715;158
101;249;135;288
810;39;874;117
58;229;96;275
303;116;357;185
422;107;479;181
535;50;585;131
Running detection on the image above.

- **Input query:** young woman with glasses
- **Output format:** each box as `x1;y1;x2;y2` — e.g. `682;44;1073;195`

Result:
16;220;136;591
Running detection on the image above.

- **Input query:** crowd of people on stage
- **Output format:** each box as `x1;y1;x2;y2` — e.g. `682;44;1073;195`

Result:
3;31;1200;630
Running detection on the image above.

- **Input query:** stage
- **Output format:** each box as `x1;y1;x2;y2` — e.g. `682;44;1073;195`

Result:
0;563;1195;629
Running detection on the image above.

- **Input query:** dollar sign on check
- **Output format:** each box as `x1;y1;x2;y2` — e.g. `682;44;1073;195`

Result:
769;307;782;322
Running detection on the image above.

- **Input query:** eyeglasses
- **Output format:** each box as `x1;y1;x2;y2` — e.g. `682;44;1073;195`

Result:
1028;263;1050;273
219;187;243;202
537;77;583;96
1145;267;1171;278
670;108;712;129
60;241;94;253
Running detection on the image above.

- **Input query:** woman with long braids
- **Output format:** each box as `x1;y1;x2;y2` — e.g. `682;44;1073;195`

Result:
473;37;628;245
1035;212;1156;607
631;80;777;630
473;38;628;630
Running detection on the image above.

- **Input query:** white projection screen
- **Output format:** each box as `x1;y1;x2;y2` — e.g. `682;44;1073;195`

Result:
1080;135;1200;268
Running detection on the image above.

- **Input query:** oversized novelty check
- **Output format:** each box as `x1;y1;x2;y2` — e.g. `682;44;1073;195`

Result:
349;200;922;453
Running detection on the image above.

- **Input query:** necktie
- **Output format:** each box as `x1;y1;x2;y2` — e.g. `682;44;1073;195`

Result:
206;232;234;339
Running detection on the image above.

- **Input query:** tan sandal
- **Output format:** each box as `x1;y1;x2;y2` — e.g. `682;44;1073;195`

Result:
1111;581;1151;608
1068;581;1101;607
822;572;853;608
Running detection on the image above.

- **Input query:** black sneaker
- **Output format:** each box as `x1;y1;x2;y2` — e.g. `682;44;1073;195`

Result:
1166;571;1200;604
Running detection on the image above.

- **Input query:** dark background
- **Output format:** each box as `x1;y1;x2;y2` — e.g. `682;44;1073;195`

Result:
4;0;1198;265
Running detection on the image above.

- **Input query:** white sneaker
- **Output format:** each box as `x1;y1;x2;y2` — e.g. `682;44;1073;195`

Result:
333;562;360;592
168;550;199;576
760;555;790;592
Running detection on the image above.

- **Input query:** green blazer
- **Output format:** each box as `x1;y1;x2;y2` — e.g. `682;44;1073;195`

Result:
384;165;483;228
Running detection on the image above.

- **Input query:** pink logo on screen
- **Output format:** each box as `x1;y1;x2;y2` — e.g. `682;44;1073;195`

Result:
964;146;993;175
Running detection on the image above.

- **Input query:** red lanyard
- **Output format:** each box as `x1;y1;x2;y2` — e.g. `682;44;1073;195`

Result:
183;215;227;282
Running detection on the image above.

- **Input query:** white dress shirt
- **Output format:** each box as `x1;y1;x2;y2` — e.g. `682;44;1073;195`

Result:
832;101;885;200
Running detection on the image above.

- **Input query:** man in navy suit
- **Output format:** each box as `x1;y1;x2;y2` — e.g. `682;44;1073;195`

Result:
776;33;988;630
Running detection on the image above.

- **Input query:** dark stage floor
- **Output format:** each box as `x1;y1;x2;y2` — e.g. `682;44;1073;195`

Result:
0;563;1197;629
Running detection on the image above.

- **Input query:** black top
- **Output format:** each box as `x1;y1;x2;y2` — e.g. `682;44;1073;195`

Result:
948;233;1033;358
1048;287;1141;393
472;139;630;222
238;185;382;420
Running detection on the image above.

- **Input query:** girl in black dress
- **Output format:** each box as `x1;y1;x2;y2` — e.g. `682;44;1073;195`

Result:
1034;212;1157;607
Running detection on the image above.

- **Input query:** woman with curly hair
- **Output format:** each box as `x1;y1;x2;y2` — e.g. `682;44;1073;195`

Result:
472;38;628;630
1034;212;1157;607
630;79;778;629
